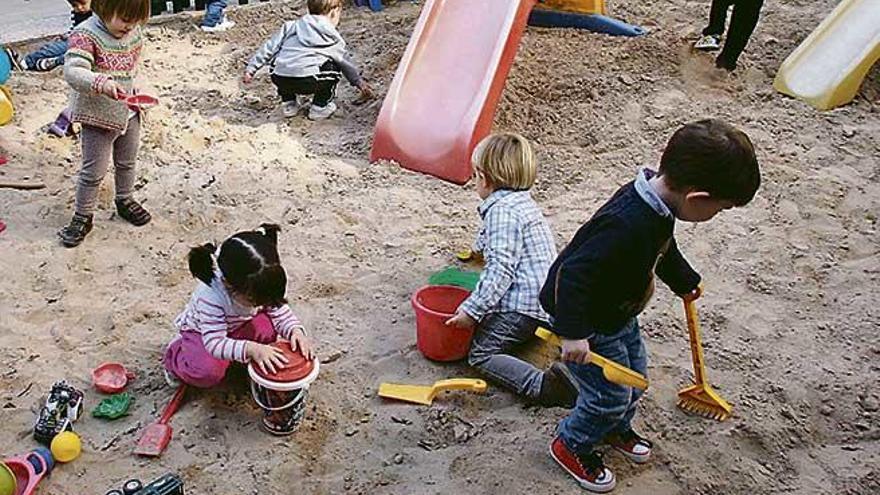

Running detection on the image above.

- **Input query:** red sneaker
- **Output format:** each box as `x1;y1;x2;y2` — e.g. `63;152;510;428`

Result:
604;429;653;464
549;436;616;493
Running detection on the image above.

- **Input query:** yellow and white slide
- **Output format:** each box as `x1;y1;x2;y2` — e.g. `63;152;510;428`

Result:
773;0;879;111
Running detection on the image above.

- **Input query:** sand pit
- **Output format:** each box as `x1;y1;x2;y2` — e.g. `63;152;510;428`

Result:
0;1;878;493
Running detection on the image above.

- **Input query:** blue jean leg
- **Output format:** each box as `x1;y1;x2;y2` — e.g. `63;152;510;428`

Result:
557;318;646;454
24;39;68;69
203;0;228;27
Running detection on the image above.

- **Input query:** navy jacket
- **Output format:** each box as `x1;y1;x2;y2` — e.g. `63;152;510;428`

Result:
540;175;700;339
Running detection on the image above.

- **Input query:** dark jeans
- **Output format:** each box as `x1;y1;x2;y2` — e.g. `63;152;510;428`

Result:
24;39;67;70
203;0;227;27
270;61;341;107
702;0;764;69
557;318;647;454
468;312;546;400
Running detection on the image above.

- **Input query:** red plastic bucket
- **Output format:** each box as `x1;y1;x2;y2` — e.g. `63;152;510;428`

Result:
412;285;473;361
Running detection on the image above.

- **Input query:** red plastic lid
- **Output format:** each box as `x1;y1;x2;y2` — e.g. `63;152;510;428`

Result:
251;341;314;383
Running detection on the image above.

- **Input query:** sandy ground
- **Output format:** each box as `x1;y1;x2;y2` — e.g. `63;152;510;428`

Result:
1;0;878;493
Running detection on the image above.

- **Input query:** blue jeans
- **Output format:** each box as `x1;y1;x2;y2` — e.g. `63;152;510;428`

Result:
468;312;546;400
557;318;647;454
203;0;227;27
25;39;68;70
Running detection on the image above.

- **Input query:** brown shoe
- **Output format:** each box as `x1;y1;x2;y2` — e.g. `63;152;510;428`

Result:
538;363;578;408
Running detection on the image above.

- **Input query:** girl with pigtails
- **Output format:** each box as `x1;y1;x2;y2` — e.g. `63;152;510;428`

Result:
163;224;313;388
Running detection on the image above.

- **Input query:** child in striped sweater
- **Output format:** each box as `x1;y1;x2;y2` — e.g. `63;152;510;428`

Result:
59;0;152;247
163;224;314;388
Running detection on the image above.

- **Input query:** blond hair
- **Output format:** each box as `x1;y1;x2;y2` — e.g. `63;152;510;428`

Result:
308;0;342;15
471;133;537;190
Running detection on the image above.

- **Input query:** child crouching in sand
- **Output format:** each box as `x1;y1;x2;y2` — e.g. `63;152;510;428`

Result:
59;0;152;247
446;133;577;408
242;0;373;120
542;120;760;492
163;224;314;389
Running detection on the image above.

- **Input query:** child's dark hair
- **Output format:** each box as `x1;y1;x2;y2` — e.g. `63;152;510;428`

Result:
92;0;150;23
658;119;760;206
188;224;288;307
308;0;341;15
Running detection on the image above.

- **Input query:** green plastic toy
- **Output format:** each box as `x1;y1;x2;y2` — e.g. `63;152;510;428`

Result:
92;393;133;420
428;266;480;291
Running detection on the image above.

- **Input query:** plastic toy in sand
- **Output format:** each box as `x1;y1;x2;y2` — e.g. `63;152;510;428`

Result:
1;447;54;495
428;266;480;291
248;341;319;436
33;381;84;445
93;393;133;420
134;385;186;457
104;473;184;495
412;285;472;361
379;378;487;405
50;431;82;463
92;362;135;394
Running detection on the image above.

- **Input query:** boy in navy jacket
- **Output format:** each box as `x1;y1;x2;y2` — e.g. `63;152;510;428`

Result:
543;119;760;493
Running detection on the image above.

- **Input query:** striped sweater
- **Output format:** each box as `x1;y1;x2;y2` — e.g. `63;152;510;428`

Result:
173;273;306;363
64;16;143;132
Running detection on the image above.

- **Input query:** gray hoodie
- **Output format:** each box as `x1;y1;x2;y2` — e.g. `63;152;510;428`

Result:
246;14;361;87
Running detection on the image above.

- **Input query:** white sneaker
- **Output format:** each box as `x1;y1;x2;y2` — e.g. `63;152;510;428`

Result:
308;101;337;120
163;368;182;388
281;101;300;117
694;34;721;51
281;95;311;117
201;19;234;33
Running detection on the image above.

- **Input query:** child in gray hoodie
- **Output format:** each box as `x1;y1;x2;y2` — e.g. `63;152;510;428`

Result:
243;0;372;120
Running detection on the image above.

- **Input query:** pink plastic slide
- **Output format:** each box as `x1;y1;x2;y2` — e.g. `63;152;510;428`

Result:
370;0;536;185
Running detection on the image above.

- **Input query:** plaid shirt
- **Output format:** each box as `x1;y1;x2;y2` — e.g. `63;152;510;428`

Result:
460;189;557;322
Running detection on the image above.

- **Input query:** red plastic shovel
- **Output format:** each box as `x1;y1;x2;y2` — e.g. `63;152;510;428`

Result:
134;385;186;457
118;92;159;111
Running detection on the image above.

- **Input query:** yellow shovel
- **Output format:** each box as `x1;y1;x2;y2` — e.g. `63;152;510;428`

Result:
535;328;648;390
378;378;488;406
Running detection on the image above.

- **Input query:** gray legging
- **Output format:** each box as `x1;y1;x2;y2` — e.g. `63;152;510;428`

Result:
75;114;140;216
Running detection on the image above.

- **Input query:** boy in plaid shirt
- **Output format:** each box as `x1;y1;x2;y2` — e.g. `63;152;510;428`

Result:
446;133;577;408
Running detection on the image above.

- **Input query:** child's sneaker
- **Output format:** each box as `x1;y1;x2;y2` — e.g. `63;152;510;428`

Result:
604;428;653;464
281;95;311;118
538;362;578;408
550;436;616;493
4;47;25;71
58;213;94;248
694;34;721;51
163;368;182;388
33;57;63;72
115;197;152;226
308;101;337;120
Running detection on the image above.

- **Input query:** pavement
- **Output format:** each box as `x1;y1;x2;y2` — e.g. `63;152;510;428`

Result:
1;0;71;44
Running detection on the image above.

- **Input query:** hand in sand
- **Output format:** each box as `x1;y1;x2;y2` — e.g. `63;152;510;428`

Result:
247;342;289;375
445;310;476;330
358;81;374;100
561;338;591;365
289;328;314;361
242;71;254;84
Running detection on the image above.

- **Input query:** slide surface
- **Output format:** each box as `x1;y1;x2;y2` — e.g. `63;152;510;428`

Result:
370;0;535;184
773;0;880;110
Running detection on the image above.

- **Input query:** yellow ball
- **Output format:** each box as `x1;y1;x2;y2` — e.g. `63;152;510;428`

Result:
50;431;82;463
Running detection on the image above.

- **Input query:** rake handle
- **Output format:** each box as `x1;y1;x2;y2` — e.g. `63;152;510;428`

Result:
683;298;708;385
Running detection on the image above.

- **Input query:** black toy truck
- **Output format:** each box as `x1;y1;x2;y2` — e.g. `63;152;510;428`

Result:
33;381;84;444
104;474;184;495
